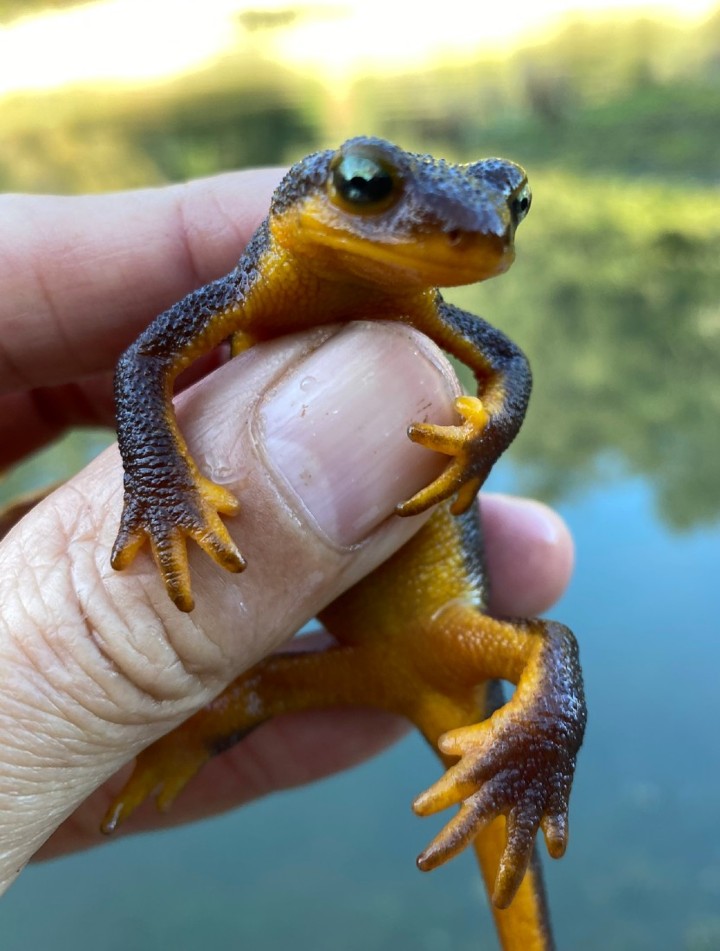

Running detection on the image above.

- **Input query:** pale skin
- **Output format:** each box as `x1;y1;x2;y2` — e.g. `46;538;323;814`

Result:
0;172;573;894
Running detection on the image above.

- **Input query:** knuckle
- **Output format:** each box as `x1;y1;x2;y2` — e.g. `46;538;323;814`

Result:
3;495;226;741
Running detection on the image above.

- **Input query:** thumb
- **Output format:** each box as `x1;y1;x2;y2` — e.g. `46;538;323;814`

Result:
0;320;459;889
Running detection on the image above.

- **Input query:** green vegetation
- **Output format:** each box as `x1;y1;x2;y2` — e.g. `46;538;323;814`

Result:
462;79;720;183
2;6;720;190
361;12;720;184
0;430;112;510
0;0;81;19
449;172;720;529
1;6;718;528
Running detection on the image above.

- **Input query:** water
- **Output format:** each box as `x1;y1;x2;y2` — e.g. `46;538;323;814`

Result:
2;467;717;951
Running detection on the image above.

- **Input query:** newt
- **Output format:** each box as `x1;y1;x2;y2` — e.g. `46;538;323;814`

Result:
105;137;586;950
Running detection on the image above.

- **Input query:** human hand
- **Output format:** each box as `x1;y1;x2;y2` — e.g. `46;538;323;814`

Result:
0;173;573;893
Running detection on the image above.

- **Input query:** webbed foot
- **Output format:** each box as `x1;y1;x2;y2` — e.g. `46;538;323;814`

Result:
413;710;578;909
111;474;245;611
396;395;489;517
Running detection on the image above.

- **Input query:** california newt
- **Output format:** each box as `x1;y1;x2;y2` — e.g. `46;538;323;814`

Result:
106;137;586;950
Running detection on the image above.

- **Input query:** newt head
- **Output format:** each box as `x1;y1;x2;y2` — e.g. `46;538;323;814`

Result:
269;136;531;289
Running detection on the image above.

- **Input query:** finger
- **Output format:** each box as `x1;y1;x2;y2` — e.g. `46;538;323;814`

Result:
0;347;224;469
0;374;114;470
481;494;575;617
0;168;282;394
36;705;408;859
0;321;459;890
33;480;576;857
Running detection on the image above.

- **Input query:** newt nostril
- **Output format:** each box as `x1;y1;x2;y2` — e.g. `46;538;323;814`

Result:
447;229;462;246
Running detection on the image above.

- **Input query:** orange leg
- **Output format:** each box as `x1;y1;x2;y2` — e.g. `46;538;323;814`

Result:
101;645;379;833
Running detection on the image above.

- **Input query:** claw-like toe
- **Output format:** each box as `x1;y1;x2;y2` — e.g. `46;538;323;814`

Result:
397;464;465;517
197;476;241;516
437;722;493;756
399;395;490;517
110;525;146;570
113;471;246;609
413;764;476;816
449;476;482;514
492;808;540;908
407;421;466;453
417;783;499;871
193;515;246;575
102;736;212;833
541;812;569;858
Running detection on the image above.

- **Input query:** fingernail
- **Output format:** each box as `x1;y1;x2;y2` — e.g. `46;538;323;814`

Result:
257;323;459;547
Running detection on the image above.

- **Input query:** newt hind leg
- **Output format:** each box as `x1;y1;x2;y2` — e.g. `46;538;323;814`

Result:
101;644;375;833
102;606;582;905
406;602;585;906
103;513;583;951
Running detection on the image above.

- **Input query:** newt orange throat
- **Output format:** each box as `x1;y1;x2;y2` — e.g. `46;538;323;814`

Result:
108;137;586;951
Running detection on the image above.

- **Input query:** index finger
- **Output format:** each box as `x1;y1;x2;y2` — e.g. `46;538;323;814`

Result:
0;168;282;394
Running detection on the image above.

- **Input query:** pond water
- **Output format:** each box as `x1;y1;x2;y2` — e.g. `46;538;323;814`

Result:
1;6;719;950
2;465;718;951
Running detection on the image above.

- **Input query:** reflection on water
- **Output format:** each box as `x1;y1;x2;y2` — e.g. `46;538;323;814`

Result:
1;4;719;950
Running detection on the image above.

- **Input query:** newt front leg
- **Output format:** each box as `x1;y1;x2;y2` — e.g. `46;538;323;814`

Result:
112;266;265;610
399;299;532;517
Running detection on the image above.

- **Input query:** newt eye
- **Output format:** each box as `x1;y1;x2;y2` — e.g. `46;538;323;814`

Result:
510;182;532;226
329;148;401;213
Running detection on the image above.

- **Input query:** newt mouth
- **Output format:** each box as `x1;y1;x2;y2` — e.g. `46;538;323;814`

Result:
277;202;514;288
341;228;514;287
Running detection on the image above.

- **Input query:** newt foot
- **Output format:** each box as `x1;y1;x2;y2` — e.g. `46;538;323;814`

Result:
396;395;489;517
101;729;214;834
111;474;245;612
412;712;576;909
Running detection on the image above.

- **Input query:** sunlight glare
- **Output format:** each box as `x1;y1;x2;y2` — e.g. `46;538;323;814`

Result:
0;0;717;96
269;0;720;78
0;0;241;95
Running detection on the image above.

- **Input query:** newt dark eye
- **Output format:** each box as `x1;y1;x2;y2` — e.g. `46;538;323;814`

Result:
510;183;532;226
329;148;401;213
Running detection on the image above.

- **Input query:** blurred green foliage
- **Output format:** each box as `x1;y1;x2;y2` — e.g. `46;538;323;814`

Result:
0;0;81;18
460;79;720;182
2;6;720;190
1;5;718;528
449;173;720;529
0;429;112;509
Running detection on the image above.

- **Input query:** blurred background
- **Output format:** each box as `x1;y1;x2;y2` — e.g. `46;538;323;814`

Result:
1;1;719;949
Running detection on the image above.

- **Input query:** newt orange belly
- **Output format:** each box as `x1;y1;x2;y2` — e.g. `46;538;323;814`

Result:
106;137;586;950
